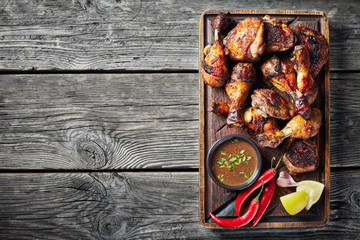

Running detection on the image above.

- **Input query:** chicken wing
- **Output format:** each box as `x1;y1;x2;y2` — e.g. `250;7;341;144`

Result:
256;107;322;148
225;62;257;127
295;27;329;77
223;17;265;62
282;138;319;174
261;56;311;119
251;88;296;120
263;15;297;53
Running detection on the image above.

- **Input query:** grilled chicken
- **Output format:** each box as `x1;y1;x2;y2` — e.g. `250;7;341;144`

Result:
294;27;329;77
201;13;231;87
251;88;296;120
212;12;232;39
291;45;318;105
223;17;265;62
209;100;230;117
261;56;311;119
225;62;257;127
209;102;278;136
283;138;319;174
244;107;279;136
256;107;322;148
263;15;297;53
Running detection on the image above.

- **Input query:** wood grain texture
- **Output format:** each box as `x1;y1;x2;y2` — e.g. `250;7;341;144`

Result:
0;72;359;169
0;73;198;169
0;171;359;239
0;0;358;71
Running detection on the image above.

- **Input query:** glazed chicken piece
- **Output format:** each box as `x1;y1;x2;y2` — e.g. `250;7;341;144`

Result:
223;17;265;62
211;12;232;39
225;62;257;127
244;107;279;136
209;100;230;117
295;27;329;77
261;56;311;119
263;15;297;53
201;13;231;87
256;108;322;148
209;102;278;136
291;45;318;104
251;88;296;120
282;138;319;174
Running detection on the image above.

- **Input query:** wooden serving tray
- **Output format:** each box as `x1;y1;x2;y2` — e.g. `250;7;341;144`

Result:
199;10;330;228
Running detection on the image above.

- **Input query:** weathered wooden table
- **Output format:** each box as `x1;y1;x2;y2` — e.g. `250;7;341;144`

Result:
0;1;359;239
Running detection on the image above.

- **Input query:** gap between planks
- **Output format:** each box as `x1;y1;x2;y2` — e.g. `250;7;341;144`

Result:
0;167;356;173
0;69;199;75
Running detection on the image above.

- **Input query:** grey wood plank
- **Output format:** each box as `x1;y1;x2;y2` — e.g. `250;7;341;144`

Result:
0;73;198;169
0;72;359;169
0;0;358;71
0;171;359;239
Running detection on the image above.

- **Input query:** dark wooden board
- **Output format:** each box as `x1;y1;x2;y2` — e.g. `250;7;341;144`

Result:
199;10;330;228
0;170;359;239
0;0;359;71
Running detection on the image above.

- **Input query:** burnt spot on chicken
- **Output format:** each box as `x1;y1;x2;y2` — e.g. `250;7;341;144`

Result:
209;100;230;116
283;138;319;174
295;27;329;78
263;15;297;53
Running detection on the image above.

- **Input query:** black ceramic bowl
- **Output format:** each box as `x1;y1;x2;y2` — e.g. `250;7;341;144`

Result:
206;134;262;191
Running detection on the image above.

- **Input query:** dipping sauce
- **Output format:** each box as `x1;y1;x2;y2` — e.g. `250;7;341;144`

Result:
211;138;258;187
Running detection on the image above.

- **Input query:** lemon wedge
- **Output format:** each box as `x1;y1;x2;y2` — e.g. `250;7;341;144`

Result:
280;190;309;215
296;180;325;210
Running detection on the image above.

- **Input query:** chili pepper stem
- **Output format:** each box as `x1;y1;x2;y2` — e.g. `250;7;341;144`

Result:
254;182;265;202
272;154;284;172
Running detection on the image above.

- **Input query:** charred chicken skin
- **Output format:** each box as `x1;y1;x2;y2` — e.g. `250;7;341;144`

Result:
244;107;279;136
283;138;319;174
209;100;230;117
256;107;322;148
261;56;311;119
212;12;231;38
291;45;318;104
201;13;231;88
225;62;257;127
263;15;297;53
295;27;329;78
223;17;265;62
251;88;296;120
209;102;278;136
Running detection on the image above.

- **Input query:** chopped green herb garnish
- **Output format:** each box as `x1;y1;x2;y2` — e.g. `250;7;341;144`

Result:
229;157;237;162
228;154;232;159
235;162;240;165
249;170;253;177
231;138;239;143
239;171;245;175
244;174;249;180
220;150;226;155
220;178;224;182
220;165;225;168
240;150;245;155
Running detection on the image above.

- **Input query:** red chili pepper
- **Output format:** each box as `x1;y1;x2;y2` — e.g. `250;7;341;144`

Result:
252;178;275;227
210;183;265;228
235;156;281;216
